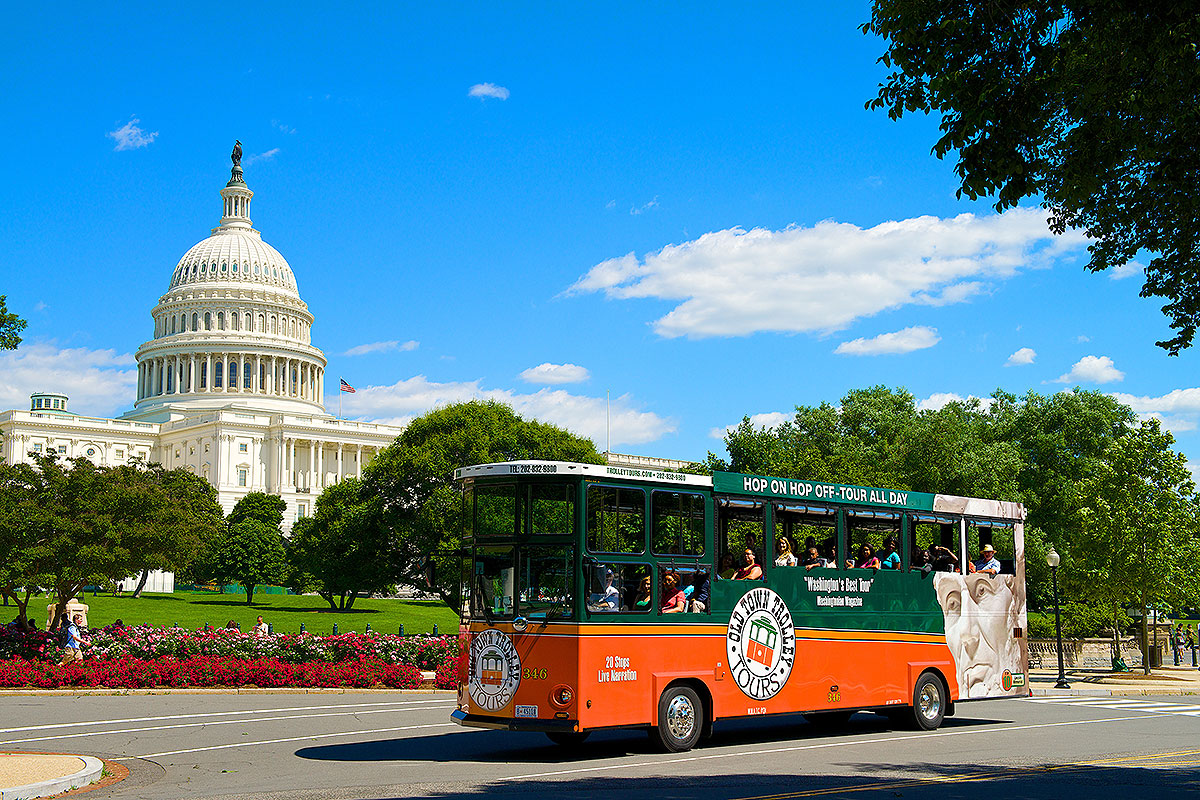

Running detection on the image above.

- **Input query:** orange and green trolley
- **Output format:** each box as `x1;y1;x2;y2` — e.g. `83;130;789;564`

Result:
451;460;1029;751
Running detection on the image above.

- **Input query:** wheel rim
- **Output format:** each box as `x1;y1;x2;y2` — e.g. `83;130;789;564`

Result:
665;693;696;741
918;681;941;720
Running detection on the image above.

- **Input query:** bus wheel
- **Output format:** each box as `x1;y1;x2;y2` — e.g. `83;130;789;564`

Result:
546;731;590;747
653;685;704;752
910;672;946;731
803;710;852;727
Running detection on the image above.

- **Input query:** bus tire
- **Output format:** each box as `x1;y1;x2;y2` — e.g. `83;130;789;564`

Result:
546;731;590;747
910;672;946;731
803;710;853;727
653;685;704;752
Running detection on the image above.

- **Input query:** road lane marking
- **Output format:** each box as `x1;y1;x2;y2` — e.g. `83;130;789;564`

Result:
1024;697;1200;714
0;706;452;747
115;722;458;759
0;698;453;735
499;715;1158;782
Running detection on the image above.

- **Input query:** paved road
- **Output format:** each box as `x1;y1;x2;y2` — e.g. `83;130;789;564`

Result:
3;692;1200;799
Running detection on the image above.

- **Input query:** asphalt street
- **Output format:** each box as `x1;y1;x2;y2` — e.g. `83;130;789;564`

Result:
2;692;1199;799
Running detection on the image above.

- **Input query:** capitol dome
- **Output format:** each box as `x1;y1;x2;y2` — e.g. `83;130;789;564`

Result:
125;148;329;421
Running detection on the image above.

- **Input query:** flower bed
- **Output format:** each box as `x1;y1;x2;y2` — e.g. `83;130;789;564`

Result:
0;625;459;689
0;656;423;689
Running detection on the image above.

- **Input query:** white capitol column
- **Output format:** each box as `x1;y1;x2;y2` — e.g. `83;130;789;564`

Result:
316;441;324;489
288;438;296;488
356;444;363;478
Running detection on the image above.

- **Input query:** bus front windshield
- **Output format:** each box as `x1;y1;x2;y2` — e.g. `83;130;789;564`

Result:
469;544;575;621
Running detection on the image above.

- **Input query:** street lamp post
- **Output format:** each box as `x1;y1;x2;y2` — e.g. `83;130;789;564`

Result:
1046;548;1070;689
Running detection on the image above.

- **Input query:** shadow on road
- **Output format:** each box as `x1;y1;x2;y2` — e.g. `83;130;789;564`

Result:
295;711;1010;766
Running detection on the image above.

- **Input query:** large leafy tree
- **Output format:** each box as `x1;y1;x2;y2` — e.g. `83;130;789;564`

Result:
865;2;1200;352
0;296;26;350
287;478;395;611
364;400;603;605
211;520;287;605
228;492;286;528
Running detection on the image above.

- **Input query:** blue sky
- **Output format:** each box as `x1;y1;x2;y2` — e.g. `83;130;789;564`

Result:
3;3;1199;469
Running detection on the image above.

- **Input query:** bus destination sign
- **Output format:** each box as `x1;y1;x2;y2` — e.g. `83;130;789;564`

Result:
713;472;935;512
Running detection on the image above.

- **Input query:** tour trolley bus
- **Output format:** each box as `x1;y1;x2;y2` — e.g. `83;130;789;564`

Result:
451;461;1029;751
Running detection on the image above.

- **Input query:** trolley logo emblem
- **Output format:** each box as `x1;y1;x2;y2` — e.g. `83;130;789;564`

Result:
727;587;796;701
469;629;521;711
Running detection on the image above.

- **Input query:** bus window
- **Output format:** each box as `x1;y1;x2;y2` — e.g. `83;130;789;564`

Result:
652;490;706;556
471;545;515;619
717;499;765;580
475;483;523;538
910;516;962;573
846;510;900;569
586;563;650;613
968;521;1016;576
587;485;645;554
531;483;575;535
519;544;574;619
658;565;710;614
773;503;836;569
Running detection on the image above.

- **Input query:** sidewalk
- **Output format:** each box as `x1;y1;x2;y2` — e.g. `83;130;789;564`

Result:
0;753;105;800
1030;664;1200;696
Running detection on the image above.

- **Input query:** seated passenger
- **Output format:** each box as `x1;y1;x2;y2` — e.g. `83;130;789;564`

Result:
774;536;798;567
690;572;710;612
734;548;763;580
972;543;1001;576
845;543;881;570
911;547;933;574
632;576;652;610
879;535;901;570
802;546;828;570
929;544;960;573
588;569;621;610
718;552;737;579
660;571;687;613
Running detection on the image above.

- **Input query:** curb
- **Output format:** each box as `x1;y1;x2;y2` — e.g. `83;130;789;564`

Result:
0;755;103;800
0;687;455;697
1032;686;1200;697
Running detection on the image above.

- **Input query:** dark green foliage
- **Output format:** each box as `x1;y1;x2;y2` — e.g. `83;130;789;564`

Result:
0;296;25;350
865;2;1200;353
228;492;287;529
211;520;287;605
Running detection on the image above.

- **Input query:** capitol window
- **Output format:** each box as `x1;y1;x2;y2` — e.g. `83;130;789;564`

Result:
215;362;223;387
115;449;124;459
192;313;198;330
232;262;238;273
243;361;252;388
238;468;247;487
218;312;225;330
254;265;260;274
204;312;212;330
33;443;42;453
231;313;239;331
57;445;67;454
239;442;248;453
221;262;227;272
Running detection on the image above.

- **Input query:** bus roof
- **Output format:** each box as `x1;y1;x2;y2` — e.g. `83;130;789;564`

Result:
454;460;1024;521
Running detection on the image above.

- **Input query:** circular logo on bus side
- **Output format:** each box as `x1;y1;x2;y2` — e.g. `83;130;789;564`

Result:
469;629;521;712
727;587;796;701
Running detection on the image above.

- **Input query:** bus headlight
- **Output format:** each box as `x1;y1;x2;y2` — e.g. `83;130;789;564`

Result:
512;617;528;632
550;684;574;707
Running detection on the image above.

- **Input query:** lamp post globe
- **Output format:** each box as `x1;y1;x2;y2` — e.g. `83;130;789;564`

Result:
1046;547;1069;689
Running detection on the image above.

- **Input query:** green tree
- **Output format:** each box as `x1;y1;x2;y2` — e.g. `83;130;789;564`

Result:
211;519;287;605
363;400;603;605
228;492;286;529
1072;419;1200;671
287;479;394;610
864;2;1200;353
0;462;46;629
0;295;26;350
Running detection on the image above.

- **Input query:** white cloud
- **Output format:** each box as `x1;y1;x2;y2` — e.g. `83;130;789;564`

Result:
916;392;994;412
1077;335;1090;342
631;196;659;215
342;340;418;357
106;117;158;151
468;83;510;100
834;326;940;356
605;200;616;209
272;119;296;135
568;207;1086;339
519;363;590;385
33;301;47;312
0;342;136;416
1055;355;1124;384
709;411;792;440
340;375;674;447
1110;389;1200;437
1005;347;1037;366
1110;260;1144;280
243;148;280;167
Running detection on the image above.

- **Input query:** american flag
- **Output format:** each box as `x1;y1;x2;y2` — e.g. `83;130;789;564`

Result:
339;378;356;393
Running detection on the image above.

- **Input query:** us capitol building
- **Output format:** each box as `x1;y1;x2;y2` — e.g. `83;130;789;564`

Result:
0;147;404;550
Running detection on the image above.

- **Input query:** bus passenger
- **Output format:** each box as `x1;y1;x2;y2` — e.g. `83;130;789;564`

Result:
846;543;881;570
589;569;620;610
632;576;652;610
661;572;687;613
734;549;763;580
972;544;1000;576
718;553;737;579
802;546;827;570
775;537;798;567
879;536;900;569
929;544;959;573
911;548;933;573
690;572;710;612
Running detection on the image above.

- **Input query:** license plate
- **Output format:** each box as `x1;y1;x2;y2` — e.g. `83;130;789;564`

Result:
514;705;538;718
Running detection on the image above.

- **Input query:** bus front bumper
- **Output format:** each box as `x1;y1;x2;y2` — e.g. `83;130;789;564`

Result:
451;708;579;733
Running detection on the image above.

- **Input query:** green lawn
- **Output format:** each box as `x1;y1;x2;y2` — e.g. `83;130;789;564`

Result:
20;592;458;636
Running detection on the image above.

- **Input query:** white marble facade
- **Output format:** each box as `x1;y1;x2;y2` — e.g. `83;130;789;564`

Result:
0;152;403;531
